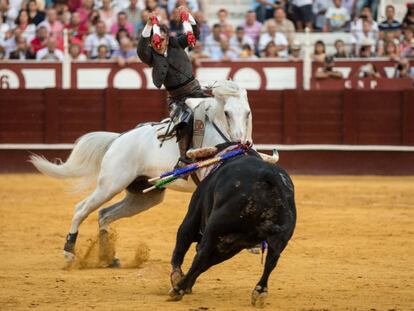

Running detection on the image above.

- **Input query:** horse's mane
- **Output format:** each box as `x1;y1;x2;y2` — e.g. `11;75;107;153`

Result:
212;80;243;98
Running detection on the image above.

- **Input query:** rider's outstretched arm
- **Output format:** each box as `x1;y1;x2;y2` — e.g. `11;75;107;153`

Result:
137;21;154;66
177;12;200;49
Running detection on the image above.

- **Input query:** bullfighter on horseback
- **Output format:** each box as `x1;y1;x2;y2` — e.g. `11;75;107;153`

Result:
137;6;202;165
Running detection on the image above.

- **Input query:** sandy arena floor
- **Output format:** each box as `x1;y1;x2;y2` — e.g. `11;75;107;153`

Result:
0;174;413;311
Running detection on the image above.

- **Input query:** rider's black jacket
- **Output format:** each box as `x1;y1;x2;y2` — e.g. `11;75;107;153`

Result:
137;24;200;91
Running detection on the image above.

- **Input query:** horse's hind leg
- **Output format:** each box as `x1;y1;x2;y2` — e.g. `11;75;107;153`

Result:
98;188;165;230
97;188;165;265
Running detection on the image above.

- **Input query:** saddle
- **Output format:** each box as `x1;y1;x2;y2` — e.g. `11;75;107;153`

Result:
155;98;208;151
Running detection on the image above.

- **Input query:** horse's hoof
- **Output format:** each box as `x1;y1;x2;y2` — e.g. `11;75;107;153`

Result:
107;257;121;268
170;269;184;287
63;250;76;262
167;288;185;301
251;286;268;308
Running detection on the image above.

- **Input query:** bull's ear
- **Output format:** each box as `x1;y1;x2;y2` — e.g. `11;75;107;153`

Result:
185;98;205;111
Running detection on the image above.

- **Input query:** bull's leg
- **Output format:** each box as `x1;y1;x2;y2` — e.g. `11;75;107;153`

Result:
170;193;202;287
169;233;242;301
170;220;198;288
251;235;289;308
169;235;215;301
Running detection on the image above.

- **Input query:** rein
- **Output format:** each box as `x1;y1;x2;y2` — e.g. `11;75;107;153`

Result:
211;120;230;143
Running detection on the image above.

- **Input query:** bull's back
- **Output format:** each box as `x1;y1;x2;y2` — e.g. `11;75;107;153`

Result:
198;155;294;215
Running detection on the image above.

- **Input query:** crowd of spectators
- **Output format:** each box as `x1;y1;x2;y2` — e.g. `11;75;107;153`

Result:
0;0;413;71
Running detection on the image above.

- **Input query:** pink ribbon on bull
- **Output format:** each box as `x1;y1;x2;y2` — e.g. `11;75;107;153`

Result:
180;11;196;47
150;16;162;49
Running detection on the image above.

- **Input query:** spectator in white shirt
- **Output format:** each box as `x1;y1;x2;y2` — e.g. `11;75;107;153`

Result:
0;15;11;44
324;0;351;32
313;0;332;31
221;39;239;61
204;23;225;60
263;8;295;44
258;19;288;57
229;26;254;56
289;40;302;61
69;43;87;61
351;19;378;55
3;0;21;24
351;6;378;35
36;36;64;61
84;20;119;58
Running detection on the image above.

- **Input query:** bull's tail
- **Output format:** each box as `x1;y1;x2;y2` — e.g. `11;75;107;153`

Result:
29;131;119;189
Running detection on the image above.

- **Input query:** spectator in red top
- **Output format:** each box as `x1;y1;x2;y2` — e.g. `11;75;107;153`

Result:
111;11;133;36
402;5;414;29
66;11;88;41
30;25;48;54
26;0;45;26
68;0;82;12
77;0;94;27
37;8;63;38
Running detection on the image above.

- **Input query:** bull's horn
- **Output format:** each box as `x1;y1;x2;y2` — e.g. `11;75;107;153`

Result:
259;150;279;164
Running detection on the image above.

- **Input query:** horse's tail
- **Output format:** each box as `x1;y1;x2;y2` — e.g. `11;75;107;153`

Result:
29;131;119;184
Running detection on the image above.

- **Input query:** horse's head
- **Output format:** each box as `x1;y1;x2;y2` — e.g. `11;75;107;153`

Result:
211;80;252;144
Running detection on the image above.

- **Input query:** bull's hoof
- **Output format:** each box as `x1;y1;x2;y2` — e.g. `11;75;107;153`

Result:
246;246;261;255
251;286;268;308
107;257;121;268
63;250;76;262
170;269;184;287
167;287;185;301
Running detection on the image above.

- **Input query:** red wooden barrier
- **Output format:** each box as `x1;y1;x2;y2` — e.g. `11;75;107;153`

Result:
1;89;414;146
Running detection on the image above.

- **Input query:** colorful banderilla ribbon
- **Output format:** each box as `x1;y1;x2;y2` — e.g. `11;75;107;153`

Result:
142;145;249;193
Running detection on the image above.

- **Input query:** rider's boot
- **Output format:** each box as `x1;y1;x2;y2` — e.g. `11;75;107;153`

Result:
169;102;193;169
175;130;192;169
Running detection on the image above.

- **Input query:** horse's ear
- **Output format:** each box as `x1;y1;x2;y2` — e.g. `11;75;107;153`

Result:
185;98;205;111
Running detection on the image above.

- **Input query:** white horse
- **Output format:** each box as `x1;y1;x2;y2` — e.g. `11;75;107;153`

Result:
30;80;254;264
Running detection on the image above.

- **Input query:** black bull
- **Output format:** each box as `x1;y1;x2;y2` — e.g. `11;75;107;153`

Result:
169;151;297;307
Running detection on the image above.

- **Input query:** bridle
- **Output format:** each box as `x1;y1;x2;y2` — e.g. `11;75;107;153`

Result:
211;120;230;143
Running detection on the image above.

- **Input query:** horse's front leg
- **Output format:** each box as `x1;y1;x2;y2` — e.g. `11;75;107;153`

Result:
63;191;112;261
63;177;127;262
